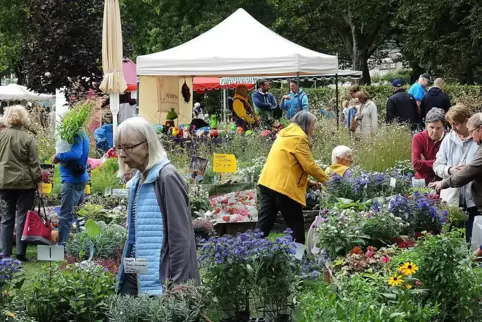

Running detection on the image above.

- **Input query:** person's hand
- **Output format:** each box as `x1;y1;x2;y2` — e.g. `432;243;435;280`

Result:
51;154;59;164
308;181;319;189
428;181;443;192
282;95;290;100
37;182;43;197
450;165;465;175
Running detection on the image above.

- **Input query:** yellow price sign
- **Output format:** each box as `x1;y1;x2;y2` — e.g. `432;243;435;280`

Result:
213;153;237;173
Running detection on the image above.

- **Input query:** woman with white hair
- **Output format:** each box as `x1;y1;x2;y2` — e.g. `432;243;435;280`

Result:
411;107;446;184
0;105;41;261
257;111;328;243
326;145;353;178
115;116;199;296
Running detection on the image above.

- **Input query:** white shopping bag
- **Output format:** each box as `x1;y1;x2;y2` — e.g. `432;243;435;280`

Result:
471;216;482;251
56;139;71;154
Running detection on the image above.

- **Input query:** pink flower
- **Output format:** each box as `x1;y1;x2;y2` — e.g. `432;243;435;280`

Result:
415;280;422;286
366;250;374;258
381;256;390;263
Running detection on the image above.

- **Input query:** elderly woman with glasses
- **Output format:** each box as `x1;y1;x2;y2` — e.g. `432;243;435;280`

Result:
256;111;328;244
411;108;446;185
115;117;199;296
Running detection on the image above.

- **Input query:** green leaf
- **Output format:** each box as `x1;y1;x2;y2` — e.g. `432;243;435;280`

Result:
85;219;100;239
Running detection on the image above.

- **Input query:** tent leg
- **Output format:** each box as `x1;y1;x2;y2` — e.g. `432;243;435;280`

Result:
335;74;339;129
296;72;300;112
223;88;227;124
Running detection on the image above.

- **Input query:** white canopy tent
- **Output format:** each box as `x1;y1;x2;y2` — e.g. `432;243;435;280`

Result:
137;8;338;77
0;84;54;102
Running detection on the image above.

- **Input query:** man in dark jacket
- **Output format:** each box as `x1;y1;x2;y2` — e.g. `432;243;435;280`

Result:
386;79;419;131
420;78;451;121
252;79;277;119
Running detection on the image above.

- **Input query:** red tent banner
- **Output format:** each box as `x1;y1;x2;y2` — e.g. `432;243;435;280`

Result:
194;77;257;94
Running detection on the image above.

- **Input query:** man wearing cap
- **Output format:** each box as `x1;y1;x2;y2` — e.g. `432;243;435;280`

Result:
386;79;420;131
408;73;431;107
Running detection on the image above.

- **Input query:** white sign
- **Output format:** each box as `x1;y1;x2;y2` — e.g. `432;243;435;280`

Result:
390;178;397;188
112;189;128;197
124;258;148;274
37;245;65;261
412;178;426;188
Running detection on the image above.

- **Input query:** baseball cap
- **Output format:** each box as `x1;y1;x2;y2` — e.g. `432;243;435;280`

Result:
420;73;432;81
392;79;405;88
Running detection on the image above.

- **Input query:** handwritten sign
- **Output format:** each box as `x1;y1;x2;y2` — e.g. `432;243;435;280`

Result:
124;258;148;274
213;154;237;173
157;77;179;113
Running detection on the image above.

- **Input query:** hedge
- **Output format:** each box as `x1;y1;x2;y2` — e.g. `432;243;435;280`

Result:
201;85;482;119
271;85;482;118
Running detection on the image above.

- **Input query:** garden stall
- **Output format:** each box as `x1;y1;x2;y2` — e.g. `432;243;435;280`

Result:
136;8;339;126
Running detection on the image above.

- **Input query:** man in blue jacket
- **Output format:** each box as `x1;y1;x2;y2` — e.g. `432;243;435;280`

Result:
281;80;309;119
251;79;277;119
52;132;90;245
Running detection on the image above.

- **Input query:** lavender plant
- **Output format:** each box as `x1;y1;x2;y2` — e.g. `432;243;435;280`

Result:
199;230;301;319
389;191;448;234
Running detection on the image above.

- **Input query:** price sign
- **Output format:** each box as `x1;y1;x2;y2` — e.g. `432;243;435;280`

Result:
124;258;148;274
213;154;237;173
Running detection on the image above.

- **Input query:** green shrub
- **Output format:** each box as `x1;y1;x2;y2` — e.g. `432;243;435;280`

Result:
20;264;115;321
296;276;437;322
414;230;482;321
107;281;210;322
67;224;126;260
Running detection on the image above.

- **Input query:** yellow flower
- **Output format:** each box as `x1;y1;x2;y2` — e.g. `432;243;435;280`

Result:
399;262;419;276
405;284;413;289
6;311;14;318
388;275;404;287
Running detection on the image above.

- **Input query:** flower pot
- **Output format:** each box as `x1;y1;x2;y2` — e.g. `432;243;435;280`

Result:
41;183;53;194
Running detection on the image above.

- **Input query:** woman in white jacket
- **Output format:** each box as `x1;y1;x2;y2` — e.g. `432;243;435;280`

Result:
355;90;378;138
433;104;480;242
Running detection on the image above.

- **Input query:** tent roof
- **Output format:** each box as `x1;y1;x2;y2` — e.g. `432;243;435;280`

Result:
0;84;54;101
137;8;338;77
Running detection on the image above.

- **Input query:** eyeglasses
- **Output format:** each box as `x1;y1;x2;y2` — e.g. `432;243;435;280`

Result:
468;127;480;135
115;141;146;153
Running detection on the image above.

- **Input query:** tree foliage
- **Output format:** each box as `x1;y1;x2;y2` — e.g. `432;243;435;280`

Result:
22;0;105;94
271;0;399;84
396;0;482;84
0;0;27;76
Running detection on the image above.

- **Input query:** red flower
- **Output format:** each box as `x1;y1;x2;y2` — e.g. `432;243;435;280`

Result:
222;216;230;222
381;256;390;263
350;246;363;255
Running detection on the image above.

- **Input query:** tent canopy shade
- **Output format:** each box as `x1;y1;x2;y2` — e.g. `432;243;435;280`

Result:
137;8;338;77
265;70;362;82
0;84;55;101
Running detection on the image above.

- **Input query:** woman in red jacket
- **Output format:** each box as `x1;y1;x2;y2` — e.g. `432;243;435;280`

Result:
412;108;446;184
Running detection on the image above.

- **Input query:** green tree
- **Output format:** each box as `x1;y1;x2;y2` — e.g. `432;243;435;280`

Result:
0;0;27;80
396;0;482;84
122;0;276;57
271;0;400;84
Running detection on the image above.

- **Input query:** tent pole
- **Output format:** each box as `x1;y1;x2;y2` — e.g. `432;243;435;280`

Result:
223;88;227;124
296;72;300;111
335;74;339;129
